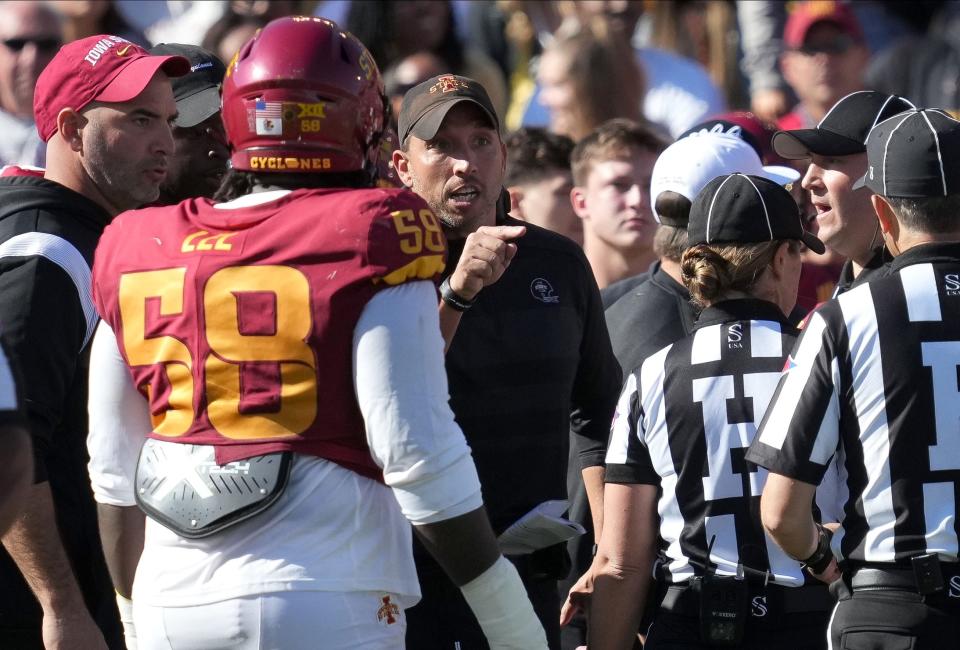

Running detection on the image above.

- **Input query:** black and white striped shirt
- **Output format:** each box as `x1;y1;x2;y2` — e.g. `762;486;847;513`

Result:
607;299;827;586
748;242;960;564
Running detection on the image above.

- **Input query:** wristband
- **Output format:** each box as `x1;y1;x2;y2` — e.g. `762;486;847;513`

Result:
799;524;834;575
440;277;475;312
116;592;137;650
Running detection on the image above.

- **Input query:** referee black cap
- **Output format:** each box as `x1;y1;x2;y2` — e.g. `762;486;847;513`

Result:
854;108;960;198
689;173;826;254
773;91;915;160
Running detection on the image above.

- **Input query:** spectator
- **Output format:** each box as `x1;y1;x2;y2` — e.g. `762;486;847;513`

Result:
0;34;187;649
346;1;508;119
201;13;267;64
48;0;147;46
201;0;303;63
116;0;228;46
504;127;581;246
736;0;792;123
867;3;960;115
778;1;870;130
383;51;447;128
644;0;748;110
0;2;62;168
393;73;621;649
537;26;645;142
737;0;920;123
149;43;229;204
571;119;669;289
521;0;726;138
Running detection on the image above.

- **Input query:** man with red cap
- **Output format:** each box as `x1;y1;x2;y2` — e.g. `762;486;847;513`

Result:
779;1;870;131
0;34;187;649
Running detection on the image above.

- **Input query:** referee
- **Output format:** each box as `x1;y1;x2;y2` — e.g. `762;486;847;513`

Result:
749;108;960;648
589;173;835;650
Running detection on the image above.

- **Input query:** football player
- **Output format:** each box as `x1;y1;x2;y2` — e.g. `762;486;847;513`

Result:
86;16;547;650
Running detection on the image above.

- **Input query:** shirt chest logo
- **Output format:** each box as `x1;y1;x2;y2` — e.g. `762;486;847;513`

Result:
944;273;960;294
530;277;559;303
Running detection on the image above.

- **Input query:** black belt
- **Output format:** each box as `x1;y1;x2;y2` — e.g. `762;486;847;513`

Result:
849;562;960;594
660;582;833;616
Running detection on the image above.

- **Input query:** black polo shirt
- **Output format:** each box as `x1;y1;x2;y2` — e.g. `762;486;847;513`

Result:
442;213;621;531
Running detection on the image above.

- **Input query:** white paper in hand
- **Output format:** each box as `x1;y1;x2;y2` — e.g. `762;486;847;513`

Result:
497;499;586;555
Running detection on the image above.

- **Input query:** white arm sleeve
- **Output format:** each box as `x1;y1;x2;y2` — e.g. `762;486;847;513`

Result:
87;321;152;506
353;281;483;525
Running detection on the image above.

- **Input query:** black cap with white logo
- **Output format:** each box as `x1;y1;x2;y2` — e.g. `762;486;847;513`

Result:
853;108;960;198
688;173;826;254
773;90;915;160
150;43;225;128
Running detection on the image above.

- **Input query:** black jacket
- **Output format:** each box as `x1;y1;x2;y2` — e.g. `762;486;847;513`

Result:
0;176;120;645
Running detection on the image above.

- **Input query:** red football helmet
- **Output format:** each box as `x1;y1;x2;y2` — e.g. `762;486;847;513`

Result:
221;16;387;176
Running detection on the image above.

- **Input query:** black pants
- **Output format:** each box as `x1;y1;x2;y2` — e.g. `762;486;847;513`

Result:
405;552;562;650
829;578;960;649
643;609;829;649
643;583;831;650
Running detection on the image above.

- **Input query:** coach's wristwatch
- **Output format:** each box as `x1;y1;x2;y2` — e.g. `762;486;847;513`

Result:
798;523;835;575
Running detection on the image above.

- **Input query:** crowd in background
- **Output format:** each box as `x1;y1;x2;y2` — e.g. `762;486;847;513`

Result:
3;0;960;301
1;2;960;649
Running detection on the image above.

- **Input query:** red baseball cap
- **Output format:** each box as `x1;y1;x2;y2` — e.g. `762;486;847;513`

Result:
783;1;864;49
34;35;190;142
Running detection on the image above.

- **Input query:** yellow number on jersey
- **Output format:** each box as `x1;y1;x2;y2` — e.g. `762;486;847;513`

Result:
390;208;445;255
118;265;317;441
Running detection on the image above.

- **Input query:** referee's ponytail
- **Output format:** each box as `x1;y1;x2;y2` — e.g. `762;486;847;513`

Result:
680;240;797;308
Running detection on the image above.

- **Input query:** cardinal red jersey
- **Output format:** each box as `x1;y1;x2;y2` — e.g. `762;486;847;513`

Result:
92;187;446;479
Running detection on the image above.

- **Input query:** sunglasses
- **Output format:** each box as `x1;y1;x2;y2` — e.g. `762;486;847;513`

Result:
3;37;61;53
793;35;856;56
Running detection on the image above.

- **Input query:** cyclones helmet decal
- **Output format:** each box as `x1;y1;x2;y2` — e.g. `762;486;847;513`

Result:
221;16;387;176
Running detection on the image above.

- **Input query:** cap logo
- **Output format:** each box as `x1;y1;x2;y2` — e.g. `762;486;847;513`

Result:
430;75;468;94
82;36;129;66
807;0;838;19
190;61;213;72
116;44;133;57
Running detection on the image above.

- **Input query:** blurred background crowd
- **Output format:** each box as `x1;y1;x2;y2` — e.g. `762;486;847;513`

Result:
3;0;959;298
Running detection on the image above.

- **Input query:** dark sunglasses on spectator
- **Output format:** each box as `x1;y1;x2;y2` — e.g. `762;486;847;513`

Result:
3;37;61;53
794;35;855;56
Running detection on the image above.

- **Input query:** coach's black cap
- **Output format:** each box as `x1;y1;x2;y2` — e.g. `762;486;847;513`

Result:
689;173;826;254
398;74;499;145
853;109;960;198
773;91;915;160
150;43;225;128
